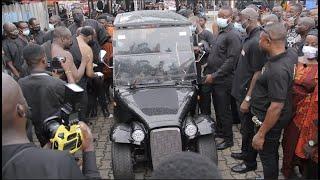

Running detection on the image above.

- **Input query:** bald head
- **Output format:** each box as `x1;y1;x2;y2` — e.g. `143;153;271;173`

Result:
3;22;17;33
261;14;279;26
2;73;27;130
298;17;315;29
53;26;71;40
263;22;287;41
241;8;259;21
49;15;61;24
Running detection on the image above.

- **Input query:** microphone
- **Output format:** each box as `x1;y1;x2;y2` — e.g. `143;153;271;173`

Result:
303;63;307;68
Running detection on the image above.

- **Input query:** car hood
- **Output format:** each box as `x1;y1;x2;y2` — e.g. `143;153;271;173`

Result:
117;86;196;129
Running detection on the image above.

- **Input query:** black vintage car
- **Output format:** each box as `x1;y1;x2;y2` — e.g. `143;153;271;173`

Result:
109;10;217;179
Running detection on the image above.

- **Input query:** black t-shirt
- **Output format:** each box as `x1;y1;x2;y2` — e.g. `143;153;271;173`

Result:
18;72;65;146
2;38;27;72
2;143;100;179
251;48;298;128
205;24;242;85
231;27;267;102
30;30;46;45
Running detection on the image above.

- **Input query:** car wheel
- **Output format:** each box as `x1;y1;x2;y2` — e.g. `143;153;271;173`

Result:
197;134;218;165
112;142;135;179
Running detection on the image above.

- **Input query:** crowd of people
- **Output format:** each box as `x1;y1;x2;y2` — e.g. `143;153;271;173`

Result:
2;2;318;179
181;2;318;179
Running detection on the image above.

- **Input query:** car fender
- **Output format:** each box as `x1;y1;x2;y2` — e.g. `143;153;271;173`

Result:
194;115;215;136
110;123;132;144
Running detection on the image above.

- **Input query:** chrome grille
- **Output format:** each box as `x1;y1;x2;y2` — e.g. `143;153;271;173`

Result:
150;127;182;169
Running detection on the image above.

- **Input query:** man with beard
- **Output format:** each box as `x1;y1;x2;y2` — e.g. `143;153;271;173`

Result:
2;23;29;79
28;18;46;45
251;22;297;179
284;3;303;48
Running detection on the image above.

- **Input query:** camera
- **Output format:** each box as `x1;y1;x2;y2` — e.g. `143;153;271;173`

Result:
43;83;84;154
50;56;66;73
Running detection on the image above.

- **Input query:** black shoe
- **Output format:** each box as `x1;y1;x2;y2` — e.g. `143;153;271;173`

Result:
231;162;257;173
217;141;234;150
231;152;246;160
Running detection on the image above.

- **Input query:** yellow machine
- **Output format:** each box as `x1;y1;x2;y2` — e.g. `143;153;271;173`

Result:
50;124;83;154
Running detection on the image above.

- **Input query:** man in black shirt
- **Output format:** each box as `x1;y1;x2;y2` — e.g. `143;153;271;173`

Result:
2;73;100;179
16;21;32;45
251;23;298;179
230;8;267;173
204;6;242;150
18;44;75;146
2;22;29;79
192;15;215;115
28;18;46;45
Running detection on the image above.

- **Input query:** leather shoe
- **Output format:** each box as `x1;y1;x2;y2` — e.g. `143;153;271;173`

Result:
231;162;257;173
231;152;245;160
217;141;233;150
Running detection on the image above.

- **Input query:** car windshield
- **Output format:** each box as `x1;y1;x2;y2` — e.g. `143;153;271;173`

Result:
113;26;196;87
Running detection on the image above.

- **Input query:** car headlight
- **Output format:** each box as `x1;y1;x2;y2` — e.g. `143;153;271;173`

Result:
131;129;145;142
184;124;197;137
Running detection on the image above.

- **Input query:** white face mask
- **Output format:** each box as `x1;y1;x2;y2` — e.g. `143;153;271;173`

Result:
22;29;30;36
234;22;246;33
48;23;55;30
217;17;229;28
302;45;318;59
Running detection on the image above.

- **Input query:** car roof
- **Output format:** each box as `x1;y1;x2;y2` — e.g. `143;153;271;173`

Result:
114;10;191;28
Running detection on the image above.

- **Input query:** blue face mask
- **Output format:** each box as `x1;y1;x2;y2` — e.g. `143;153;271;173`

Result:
234;22;246;33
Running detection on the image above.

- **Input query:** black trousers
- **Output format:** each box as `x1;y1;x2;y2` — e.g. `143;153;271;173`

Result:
236;101;257;167
211;84;233;143
199;83;212;115
255;126;282;179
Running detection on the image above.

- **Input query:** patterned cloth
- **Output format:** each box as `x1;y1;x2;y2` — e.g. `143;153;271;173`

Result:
282;62;318;178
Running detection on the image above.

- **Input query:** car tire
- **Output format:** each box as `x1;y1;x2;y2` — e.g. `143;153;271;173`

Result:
112;142;135;179
197;134;218;165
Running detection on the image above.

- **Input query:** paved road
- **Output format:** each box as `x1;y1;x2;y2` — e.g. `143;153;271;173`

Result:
33;104;285;179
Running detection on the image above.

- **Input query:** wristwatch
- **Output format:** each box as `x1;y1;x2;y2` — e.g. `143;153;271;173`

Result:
308;140;316;147
245;95;251;102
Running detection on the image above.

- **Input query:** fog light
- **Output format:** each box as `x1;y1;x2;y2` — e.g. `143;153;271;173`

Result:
184;124;197;137
131;130;145;142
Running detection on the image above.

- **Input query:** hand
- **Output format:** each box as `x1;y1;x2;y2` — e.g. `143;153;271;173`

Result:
240;100;250;113
204;74;214;84
193;46;200;52
252;133;265;151
303;143;313;159
60;57;71;72
78;121;94;152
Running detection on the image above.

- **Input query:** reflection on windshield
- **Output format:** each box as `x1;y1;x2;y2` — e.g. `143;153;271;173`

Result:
114;52;196;86
114;27;196;86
